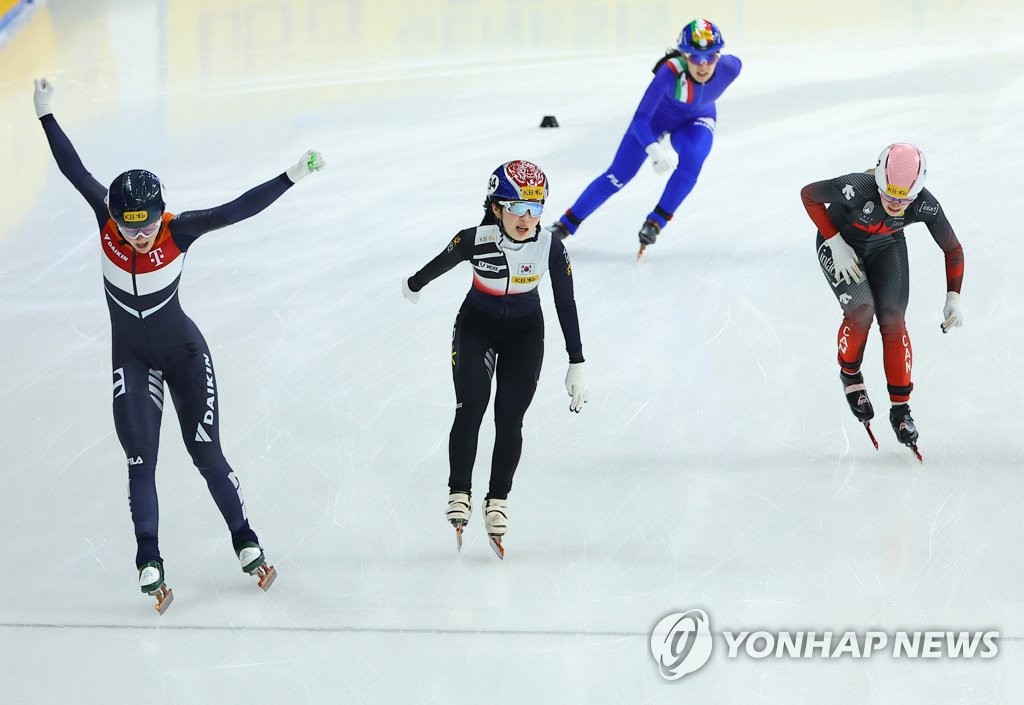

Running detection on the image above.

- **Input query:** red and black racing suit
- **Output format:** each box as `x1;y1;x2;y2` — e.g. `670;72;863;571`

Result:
801;171;964;404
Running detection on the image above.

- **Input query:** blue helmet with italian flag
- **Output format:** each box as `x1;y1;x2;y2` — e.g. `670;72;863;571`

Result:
486;160;548;204
677;18;724;61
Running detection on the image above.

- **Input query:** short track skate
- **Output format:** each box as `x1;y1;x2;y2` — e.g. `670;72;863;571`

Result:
253;562;277;590
452;520;466;551
149;584;174;614
238;542;277;590
446;492;472;552
889;404;923;463
483;498;508;560
139;560;173;614
488;534;505;560
840;371;879;450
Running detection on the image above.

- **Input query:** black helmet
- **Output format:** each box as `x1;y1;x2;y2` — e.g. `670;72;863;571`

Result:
107;169;165;228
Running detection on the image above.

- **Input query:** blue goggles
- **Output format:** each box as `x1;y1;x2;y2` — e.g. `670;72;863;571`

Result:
499;200;544;217
684;51;720;66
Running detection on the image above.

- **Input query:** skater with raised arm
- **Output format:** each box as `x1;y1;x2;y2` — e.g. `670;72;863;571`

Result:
34;77;325;612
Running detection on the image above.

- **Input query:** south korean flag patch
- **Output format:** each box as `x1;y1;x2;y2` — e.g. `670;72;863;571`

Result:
518;263;535;275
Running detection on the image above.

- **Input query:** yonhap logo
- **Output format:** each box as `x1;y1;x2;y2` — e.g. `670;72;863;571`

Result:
650;606;999;682
650;609;714;680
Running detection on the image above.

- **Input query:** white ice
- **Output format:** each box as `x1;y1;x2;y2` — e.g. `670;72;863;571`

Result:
1;0;1024;703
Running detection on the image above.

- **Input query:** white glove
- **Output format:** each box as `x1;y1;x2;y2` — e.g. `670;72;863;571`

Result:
941;291;963;332
33;77;54;118
645;141;677;176
402;277;420;304
286;149;326;183
565;362;588;413
824;235;863;285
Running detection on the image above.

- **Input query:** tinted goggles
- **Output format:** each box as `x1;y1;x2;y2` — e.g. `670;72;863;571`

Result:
499;200;544;217
879;191;916;207
685;52;720;66
118;221;161;240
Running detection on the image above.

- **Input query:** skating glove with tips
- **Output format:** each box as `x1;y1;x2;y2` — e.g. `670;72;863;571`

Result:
286;150;326;183
565;362;588;413
33;77;54;118
645;141;677;175
824;235;863;285
941;291;963;332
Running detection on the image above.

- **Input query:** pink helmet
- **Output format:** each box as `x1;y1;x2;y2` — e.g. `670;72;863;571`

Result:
874;143;927;200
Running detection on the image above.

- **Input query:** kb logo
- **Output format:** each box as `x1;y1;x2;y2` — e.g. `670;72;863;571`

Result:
650;609;713;680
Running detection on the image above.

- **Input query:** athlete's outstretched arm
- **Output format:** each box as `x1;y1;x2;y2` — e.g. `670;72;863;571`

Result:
34;79;108;226
170;150;325;245
403;229;475;302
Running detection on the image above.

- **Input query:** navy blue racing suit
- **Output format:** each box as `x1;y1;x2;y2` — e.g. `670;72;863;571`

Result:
40;114;293;568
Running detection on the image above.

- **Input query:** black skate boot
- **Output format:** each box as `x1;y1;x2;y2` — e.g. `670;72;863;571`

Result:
547;221;571;241
840;371;874;421
637;220;661;259
840;370;878;449
889;404;922;461
638;219;660;245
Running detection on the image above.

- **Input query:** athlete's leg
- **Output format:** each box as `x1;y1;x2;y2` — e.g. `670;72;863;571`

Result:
555;132;648;234
449;309;497;495
647;118;715;229
816;233;875;374
110;336;165;568
487;313;544;500
162;319;258;551
864;238;913;404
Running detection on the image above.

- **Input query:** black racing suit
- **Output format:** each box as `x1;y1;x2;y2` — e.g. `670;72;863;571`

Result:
409;222;583;500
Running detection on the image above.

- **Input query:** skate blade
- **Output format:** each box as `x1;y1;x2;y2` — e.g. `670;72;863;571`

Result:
257;564;277;591
862;421;879;449
488;534;505;560
152;586;173;615
906;443;923;463
636;244;646;260
450;520;467;552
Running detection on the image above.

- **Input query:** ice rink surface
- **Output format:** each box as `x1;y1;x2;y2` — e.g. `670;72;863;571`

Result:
2;0;1024;702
